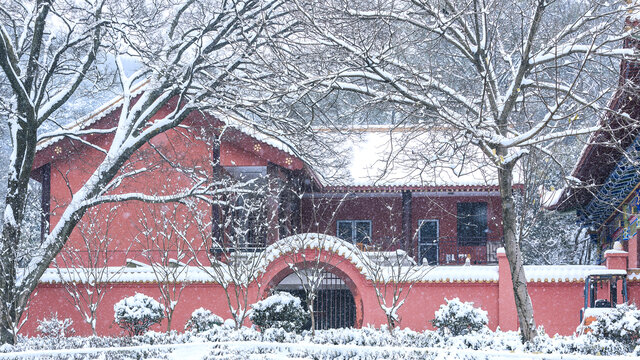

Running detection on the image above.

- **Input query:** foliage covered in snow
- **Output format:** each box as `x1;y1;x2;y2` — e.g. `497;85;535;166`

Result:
113;293;164;336
250;292;308;333
36;313;74;338
184;308;223;333
2;324;640;359
590;304;640;351
431;298;488;336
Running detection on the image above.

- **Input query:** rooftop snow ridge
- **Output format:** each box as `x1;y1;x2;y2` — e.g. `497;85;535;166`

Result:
36;81;149;152
523;265;606;283
36;89;511;189
39;260;610;284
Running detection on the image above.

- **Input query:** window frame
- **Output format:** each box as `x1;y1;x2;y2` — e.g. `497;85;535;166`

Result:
418;219;439;265
456;202;488;246
336;220;372;245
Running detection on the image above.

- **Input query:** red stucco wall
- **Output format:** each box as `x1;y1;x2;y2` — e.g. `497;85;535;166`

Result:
47;115;215;267
23;248;640;338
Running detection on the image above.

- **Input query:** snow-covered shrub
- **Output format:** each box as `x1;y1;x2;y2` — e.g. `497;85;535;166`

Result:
36;313;74;338
590;303;640;350
135;330;193;346
185;308;223;332
431;297;488;336
114;293;164;336
250;292;308;333
262;327;303;343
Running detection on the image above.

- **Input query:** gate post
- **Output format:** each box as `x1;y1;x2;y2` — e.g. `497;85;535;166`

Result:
497;248;518;331
605;241;629;270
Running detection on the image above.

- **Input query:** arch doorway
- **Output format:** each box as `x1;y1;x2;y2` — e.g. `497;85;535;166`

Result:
275;270;356;329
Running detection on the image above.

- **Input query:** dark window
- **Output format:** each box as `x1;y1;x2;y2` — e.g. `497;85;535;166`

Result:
232;194;267;248
457;202;488;246
337;220;371;244
418;220;439;265
337;221;353;241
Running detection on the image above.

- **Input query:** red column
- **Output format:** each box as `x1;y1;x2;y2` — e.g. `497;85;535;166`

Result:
497;248;518;331
628;234;639;269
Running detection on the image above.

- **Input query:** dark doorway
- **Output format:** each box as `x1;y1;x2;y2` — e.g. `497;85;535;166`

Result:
276;271;356;329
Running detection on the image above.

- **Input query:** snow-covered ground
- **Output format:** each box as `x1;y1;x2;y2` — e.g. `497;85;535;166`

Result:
1;325;639;359
1;340;638;360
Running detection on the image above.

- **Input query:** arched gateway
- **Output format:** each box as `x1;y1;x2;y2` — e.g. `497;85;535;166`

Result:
259;234;367;329
275;270;356;329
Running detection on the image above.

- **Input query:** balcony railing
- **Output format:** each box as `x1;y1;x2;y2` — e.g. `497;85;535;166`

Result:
433;237;503;265
207;235;504;266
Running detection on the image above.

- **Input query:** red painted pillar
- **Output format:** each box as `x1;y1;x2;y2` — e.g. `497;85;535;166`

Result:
497;248;518;331
628;234;638;268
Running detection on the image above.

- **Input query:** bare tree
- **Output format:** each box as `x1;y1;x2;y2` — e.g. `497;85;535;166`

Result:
274;0;639;341
136;204;193;332
270;191;355;335
519;148;593;265
270;233;351;335
184;174;274;329
0;0;292;343
54;207;124;336
354;208;430;335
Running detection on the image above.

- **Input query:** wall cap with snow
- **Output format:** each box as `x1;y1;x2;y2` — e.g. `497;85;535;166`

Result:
38;234;618;285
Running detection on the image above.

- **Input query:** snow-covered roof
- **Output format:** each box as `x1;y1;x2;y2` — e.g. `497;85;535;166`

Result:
214;112;300;159
40;235;611;285
42;263;607;284
36;81;149;153
40;264;214;284
523;265;606;283
540;187;565;208
316;126;509;188
35;84;509;190
586;269;628;276
415;266;498;283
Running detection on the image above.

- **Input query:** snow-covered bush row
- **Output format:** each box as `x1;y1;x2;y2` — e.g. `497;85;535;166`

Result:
1;324;638;358
114;293;165;336
306;326;635;356
431;298;488;336
250;292;308;333
184;308;223;333
0;331;193;359
36;313;75;338
590;303;640;351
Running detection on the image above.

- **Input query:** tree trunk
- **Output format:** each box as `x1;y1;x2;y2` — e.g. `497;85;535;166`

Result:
91;317;97;337
387;314;395;335
0;113;37;345
498;162;538;342
0;308;16;344
308;297;315;336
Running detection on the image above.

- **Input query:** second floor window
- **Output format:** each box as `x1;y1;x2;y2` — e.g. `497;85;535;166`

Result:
337;220;371;245
457;202;488;246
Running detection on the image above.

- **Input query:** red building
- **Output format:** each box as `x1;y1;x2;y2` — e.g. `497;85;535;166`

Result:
32;95;504;268
22;91;640;337
549;18;640;268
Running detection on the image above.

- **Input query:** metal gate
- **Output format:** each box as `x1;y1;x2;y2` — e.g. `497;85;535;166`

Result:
276;271;356;329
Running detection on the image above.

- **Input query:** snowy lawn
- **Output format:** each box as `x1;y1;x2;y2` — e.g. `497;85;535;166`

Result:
1;325;639;359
